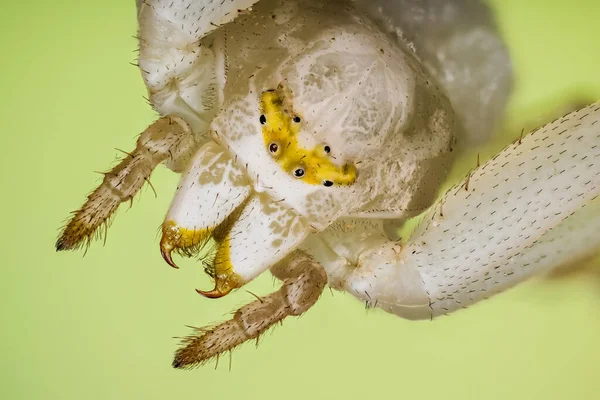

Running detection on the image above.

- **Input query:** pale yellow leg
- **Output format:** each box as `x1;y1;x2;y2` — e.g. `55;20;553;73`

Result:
172;250;327;369
56;116;193;251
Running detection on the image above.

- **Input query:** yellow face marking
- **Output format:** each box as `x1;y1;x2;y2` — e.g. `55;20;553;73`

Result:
259;90;357;187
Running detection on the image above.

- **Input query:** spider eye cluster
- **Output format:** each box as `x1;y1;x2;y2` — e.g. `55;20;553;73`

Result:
259;89;358;188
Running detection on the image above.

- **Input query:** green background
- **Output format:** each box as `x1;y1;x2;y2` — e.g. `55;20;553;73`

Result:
1;1;599;399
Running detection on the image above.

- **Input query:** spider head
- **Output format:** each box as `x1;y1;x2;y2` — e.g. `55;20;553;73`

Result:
209;32;422;229
161;29;457;297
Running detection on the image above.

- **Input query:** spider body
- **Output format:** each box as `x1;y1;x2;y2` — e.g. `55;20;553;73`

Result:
57;0;600;368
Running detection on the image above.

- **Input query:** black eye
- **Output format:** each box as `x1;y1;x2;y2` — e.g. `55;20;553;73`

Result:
260;115;267;125
268;142;279;154
323;145;331;154
293;116;301;123
293;168;305;178
323;180;334;187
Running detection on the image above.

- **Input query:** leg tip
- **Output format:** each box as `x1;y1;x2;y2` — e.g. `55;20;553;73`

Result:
55;237;71;252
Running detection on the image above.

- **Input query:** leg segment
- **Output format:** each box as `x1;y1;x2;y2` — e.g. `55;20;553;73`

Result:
172;250;327;369
56;116;193;251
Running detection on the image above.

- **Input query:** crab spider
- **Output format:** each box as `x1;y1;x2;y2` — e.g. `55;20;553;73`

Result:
56;0;599;368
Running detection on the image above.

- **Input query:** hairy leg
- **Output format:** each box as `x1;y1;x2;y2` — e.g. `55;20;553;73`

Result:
172;250;327;369
56;116;193;251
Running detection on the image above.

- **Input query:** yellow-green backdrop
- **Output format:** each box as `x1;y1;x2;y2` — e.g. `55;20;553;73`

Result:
1;1;599;399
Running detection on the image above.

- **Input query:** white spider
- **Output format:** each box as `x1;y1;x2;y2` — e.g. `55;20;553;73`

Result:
56;0;600;368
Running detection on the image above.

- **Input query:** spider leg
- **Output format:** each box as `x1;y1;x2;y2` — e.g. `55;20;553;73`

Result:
56;116;194;251
172;250;327;369
310;102;600;320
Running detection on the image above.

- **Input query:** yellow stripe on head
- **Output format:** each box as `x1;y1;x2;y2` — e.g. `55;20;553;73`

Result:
259;88;357;187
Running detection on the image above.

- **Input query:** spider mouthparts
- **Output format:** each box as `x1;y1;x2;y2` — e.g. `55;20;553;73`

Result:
195;268;241;299
160;242;179;269
195;288;227;299
159;221;214;270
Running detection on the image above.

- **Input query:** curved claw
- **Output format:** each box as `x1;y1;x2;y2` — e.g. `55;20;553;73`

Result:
160;221;206;270
160;241;179;269
195;288;228;299
195;269;241;299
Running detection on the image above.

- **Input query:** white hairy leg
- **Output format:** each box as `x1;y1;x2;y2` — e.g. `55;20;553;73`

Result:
136;0;259;133
56;116;194;251
172;250;327;369
311;103;600;319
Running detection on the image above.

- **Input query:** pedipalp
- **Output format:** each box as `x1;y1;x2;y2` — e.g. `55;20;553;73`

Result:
56;116;194;251
172;250;327;369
